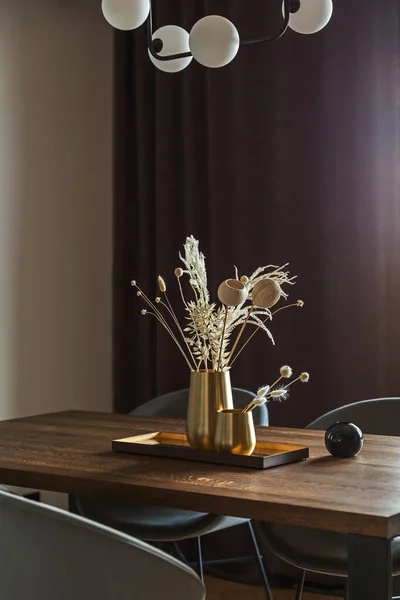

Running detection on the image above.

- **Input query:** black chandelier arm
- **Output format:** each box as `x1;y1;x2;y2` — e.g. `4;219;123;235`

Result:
241;0;299;46
146;0;298;62
148;43;192;62
146;1;192;61
240;10;290;46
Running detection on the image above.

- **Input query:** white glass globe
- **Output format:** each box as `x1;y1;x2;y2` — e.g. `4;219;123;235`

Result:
189;15;240;69
285;0;333;34
102;0;150;31
148;26;193;73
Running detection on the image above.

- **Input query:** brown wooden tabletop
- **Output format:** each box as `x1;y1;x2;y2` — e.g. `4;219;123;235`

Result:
0;410;400;540
0;409;397;599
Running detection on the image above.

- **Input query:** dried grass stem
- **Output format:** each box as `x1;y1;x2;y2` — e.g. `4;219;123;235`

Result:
134;284;193;370
229;302;301;367
143;311;193;370
227;306;254;366
161;295;197;369
218;305;229;370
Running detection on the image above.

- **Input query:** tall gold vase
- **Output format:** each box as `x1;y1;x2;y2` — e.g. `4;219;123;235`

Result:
186;370;234;451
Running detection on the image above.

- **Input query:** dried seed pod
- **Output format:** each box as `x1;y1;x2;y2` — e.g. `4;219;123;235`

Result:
252;279;281;309
280;365;292;378
217;278;248;307
158;275;166;292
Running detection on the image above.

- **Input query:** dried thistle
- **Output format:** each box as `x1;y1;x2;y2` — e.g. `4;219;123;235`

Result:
280;365;293;378
269;365;293;390
283;371;310;389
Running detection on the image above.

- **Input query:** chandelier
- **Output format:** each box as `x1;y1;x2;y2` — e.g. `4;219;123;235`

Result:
101;0;333;73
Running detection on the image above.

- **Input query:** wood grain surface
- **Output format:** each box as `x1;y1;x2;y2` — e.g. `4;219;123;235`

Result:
0;410;399;538
205;576;337;600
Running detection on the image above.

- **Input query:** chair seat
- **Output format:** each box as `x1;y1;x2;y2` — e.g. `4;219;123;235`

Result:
0;489;205;600
257;522;400;576
76;497;246;542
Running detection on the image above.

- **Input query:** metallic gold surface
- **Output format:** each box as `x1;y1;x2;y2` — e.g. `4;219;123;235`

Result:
187;370;234;450
214;409;256;456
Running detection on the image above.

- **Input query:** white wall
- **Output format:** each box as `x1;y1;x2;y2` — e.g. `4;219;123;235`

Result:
0;0;113;421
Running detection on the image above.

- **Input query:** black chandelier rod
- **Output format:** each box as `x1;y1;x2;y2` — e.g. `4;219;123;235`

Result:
147;0;300;61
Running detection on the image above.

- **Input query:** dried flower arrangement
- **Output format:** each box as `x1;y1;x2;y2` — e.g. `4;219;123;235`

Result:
242;367;310;413
131;236;308;390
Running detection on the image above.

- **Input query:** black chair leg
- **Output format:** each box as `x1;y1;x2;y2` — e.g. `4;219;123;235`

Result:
171;541;190;566
247;521;274;600
196;536;204;583
295;570;306;600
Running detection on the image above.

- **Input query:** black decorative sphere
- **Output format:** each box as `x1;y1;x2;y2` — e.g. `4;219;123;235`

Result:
324;422;363;458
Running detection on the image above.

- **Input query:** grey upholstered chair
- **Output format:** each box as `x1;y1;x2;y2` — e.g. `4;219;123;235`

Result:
0;487;205;600
256;397;400;600
74;387;273;600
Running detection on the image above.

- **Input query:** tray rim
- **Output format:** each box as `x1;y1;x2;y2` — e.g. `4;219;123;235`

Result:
112;430;309;469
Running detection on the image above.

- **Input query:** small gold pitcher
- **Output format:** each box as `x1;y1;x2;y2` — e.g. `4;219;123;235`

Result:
187;370;234;451
214;409;256;456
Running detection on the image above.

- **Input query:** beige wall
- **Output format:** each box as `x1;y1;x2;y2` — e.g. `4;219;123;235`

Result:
0;0;113;421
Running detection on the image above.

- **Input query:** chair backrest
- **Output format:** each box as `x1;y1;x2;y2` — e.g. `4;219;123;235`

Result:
0;489;205;600
307;397;400;436
131;387;269;426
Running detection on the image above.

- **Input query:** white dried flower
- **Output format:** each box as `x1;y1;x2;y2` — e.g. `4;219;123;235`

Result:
252;396;268;407
297;300;304;307
158;275;166;292
155;297;161;303
141;309;147;315
257;385;270;398
132;236;299;373
300;372;310;382
269;389;288;398
280;365;292;378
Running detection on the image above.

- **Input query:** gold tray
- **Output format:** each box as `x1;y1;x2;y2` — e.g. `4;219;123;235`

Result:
112;430;309;469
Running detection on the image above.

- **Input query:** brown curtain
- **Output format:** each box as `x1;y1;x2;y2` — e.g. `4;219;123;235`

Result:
113;0;400;429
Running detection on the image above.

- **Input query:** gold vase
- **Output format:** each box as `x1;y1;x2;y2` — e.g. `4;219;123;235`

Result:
214;409;256;456
186;370;234;451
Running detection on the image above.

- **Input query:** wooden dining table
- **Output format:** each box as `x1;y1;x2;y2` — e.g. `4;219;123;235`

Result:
0;409;399;599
